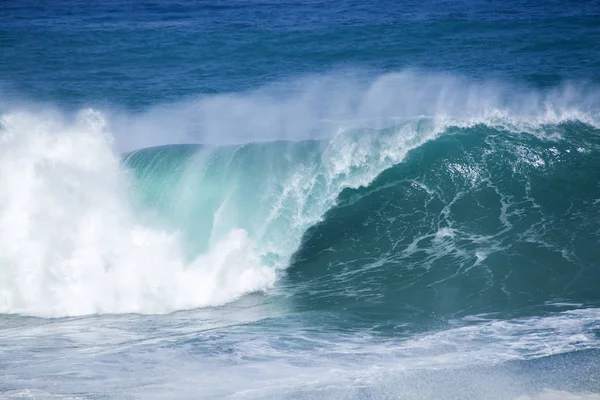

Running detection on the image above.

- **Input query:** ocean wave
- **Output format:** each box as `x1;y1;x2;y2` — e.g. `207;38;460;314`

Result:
0;72;599;317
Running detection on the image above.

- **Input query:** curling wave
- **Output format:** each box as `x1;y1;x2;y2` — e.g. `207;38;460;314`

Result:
0;72;599;317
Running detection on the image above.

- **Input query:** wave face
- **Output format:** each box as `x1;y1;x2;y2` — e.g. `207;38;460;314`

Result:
124;120;600;327
289;122;600;328
1;73;600;318
123;121;438;268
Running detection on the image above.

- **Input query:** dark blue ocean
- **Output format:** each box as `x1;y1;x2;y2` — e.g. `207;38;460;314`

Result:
1;1;600;399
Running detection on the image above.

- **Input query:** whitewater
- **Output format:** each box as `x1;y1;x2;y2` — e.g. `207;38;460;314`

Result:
2;1;600;398
2;77;600;399
1;73;598;318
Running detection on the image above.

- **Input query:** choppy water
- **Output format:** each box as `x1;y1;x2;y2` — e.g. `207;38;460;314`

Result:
1;1;600;399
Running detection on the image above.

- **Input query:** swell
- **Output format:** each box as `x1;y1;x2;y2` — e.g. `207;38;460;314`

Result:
1;72;600;317
121;118;600;328
287;121;600;328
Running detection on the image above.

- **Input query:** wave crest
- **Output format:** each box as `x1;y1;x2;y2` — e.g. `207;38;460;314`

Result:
1;72;599;317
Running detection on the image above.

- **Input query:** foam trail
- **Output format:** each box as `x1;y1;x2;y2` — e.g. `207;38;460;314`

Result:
0;110;275;317
515;392;600;400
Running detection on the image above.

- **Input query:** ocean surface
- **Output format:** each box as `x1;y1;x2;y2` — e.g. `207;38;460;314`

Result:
1;1;600;399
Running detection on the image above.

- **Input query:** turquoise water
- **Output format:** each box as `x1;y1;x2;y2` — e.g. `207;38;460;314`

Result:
1;1;600;399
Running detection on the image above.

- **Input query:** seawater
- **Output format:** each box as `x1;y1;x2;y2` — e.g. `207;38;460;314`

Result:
1;1;600;399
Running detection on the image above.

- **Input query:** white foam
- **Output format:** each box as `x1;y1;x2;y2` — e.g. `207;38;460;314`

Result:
0;110;275;317
0;306;598;398
1;71;599;317
514;391;600;400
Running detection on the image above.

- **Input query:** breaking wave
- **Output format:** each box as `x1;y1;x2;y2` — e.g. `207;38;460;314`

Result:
0;71;599;317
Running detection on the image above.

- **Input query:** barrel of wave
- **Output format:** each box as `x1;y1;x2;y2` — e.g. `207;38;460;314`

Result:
287;122;600;329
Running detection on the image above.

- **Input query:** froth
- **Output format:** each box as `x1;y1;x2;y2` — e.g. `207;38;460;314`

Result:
514;391;600;400
1;71;599;317
0;110;275;317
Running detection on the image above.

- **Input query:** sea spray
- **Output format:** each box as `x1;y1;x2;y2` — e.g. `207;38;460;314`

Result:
0;110;275;317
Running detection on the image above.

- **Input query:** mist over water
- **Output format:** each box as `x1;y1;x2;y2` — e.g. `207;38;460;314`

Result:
106;72;600;151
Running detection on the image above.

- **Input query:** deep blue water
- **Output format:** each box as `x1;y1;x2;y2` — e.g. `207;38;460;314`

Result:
2;0;600;107
1;1;600;399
